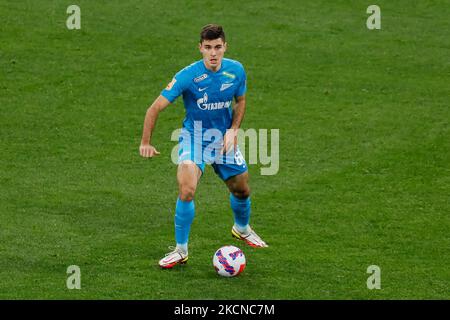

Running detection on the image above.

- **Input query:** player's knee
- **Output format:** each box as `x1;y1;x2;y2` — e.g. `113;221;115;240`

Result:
232;187;250;199
179;185;196;201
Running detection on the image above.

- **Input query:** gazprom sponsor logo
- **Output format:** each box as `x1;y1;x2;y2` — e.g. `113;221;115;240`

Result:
194;73;208;83
196;92;232;111
202;101;232;111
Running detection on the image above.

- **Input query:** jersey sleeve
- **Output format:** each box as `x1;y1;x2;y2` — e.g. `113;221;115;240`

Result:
161;69;191;103
235;66;247;98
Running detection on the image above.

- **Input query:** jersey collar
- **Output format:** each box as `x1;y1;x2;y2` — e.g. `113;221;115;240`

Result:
201;59;224;75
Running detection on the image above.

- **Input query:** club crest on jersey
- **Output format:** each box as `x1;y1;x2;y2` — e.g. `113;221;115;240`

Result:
166;78;176;90
194;73;208;83
220;83;234;91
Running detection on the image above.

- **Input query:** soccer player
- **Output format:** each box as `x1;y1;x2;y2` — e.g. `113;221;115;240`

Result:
139;24;268;269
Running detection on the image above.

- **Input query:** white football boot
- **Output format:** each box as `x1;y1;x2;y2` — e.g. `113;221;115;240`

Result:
158;246;188;269
231;226;268;248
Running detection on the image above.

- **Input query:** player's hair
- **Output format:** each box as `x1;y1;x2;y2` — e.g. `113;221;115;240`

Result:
200;24;226;43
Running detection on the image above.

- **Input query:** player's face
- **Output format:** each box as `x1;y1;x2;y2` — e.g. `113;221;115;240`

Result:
199;38;227;71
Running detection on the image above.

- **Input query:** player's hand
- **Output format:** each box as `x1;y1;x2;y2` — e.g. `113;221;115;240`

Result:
139;144;160;158
221;129;238;154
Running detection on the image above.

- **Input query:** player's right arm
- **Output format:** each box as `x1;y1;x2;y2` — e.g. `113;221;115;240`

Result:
139;95;171;158
139;69;190;158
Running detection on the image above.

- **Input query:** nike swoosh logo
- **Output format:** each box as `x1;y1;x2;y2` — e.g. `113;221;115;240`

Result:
199;87;208;91
162;257;175;264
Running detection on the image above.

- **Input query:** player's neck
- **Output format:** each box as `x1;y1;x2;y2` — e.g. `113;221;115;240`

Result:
203;60;222;73
209;65;221;72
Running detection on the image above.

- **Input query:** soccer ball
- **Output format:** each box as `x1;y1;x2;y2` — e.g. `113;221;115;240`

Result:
213;245;246;277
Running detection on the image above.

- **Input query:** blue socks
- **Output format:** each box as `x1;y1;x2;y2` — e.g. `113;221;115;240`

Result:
174;194;251;253
175;198;195;254
230;193;251;234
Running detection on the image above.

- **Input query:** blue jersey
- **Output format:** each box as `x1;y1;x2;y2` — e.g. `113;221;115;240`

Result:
161;58;247;135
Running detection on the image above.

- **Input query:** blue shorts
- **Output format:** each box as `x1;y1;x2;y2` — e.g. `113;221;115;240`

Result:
177;129;248;181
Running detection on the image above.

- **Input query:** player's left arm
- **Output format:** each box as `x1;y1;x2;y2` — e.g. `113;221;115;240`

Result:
231;95;246;130
223;64;247;153
223;95;246;153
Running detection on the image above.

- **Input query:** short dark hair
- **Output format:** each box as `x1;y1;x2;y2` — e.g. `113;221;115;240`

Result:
200;24;225;43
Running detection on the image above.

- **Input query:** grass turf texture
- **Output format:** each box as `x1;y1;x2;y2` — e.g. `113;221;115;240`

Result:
1;0;449;299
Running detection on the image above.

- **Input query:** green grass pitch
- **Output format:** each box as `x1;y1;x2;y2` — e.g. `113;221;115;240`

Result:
1;0;449;299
